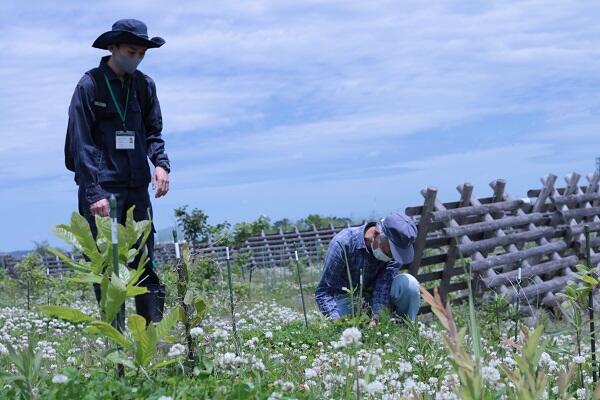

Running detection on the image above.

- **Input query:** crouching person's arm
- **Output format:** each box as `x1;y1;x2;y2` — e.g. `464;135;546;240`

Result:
315;239;348;321
370;263;400;326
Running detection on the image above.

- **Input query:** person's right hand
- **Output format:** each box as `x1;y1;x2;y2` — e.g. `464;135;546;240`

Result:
90;198;110;217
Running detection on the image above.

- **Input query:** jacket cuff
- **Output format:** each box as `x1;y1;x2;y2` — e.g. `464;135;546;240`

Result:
85;184;110;205
156;161;170;173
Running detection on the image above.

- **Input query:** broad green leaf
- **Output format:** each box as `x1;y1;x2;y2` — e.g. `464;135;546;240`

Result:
581;275;599;286
104;273;127;323
86;321;131;350
126;286;149;297
127;262;147;287
183;289;195;305
94;215;112;244
155;306;181;342
128;314;154;367
125;206;137;250
149;358;180;370
53;224;82;252
118;263;132;283
194;297;207;320
105;350;136;369
39;305;94;323
70;212;102;264
181;243;192;273
47;247;93;274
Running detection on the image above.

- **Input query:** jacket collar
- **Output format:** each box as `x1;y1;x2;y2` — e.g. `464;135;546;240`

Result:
354;222;376;250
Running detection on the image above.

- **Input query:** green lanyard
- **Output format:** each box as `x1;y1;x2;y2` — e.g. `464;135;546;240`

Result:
103;74;130;129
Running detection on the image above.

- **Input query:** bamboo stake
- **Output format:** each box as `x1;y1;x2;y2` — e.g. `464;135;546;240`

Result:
109;194;124;378
225;247;240;354
173;230;195;367
586;225;597;384
295;250;308;328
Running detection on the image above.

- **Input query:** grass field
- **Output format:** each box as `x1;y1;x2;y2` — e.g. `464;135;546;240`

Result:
0;253;598;400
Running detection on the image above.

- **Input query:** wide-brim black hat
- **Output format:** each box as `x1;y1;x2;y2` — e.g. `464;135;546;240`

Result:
92;19;165;50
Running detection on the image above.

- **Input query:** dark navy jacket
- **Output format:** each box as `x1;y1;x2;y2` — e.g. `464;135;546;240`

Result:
67;56;170;204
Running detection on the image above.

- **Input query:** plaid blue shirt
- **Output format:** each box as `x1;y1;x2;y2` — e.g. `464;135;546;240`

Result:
315;223;400;319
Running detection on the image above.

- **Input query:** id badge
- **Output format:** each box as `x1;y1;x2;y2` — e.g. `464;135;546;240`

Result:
115;130;135;150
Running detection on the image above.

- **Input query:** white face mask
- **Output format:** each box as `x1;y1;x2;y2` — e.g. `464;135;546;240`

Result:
371;237;392;262
113;48;143;74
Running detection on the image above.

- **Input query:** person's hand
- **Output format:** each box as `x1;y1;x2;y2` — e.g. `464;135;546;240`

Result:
369;314;379;327
153;166;170;198
90;198;110;217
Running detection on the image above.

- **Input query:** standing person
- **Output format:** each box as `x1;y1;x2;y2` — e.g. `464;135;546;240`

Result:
64;19;171;323
315;212;420;324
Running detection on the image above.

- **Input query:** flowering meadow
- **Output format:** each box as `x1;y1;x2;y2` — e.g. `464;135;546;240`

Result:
1;253;600;400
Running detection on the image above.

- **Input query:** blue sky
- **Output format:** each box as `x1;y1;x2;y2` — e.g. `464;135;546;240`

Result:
2;1;600;251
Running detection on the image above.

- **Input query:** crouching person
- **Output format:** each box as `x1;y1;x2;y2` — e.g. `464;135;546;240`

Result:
315;213;420;325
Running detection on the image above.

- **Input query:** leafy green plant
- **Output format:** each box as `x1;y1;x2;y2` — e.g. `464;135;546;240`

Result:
14;253;46;310
421;286;485;400
557;263;600;387
100;306;182;371
36;208;186;374
1;340;46;400
499;325;547;399
41;208;151;323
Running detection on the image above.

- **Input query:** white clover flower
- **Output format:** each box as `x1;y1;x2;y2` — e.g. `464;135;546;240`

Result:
167;343;186;358
340;327;362;347
158;396;173;400
190;327;204;337
265;331;273;339
481;366;500;384
574;355;585;364
366;380;384;394
52;374;68;384
305;367;318;379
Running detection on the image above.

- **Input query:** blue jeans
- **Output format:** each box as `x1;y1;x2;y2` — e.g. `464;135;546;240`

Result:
335;273;420;321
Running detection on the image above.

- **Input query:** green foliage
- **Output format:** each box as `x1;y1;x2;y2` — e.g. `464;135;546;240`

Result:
500;325;548;399
174;205;210;243
45;209;150;324
1;340;46;400
35;208;187;373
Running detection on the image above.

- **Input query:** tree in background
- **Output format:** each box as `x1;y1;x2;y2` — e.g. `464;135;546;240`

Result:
174;205;210;244
298;214;353;230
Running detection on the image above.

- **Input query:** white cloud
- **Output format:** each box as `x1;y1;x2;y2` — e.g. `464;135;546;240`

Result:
2;0;600;249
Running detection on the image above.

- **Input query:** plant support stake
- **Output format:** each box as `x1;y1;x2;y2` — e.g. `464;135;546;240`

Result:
225;247;240;354
585;225;597;384
173;229;195;367
513;266;522;350
295;250;308;328
109;194;124;378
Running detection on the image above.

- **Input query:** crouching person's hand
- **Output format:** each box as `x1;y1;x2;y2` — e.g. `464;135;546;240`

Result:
369;314;379;327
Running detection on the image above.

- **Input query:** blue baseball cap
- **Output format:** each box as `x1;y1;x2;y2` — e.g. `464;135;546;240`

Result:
380;212;417;265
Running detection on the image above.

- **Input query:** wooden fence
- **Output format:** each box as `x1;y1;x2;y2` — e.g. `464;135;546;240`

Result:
406;172;600;314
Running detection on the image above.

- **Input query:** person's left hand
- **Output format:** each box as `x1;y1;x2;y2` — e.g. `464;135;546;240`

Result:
152;166;169;198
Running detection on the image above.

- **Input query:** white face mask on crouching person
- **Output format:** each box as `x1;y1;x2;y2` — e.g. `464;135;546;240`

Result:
371;235;393;262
